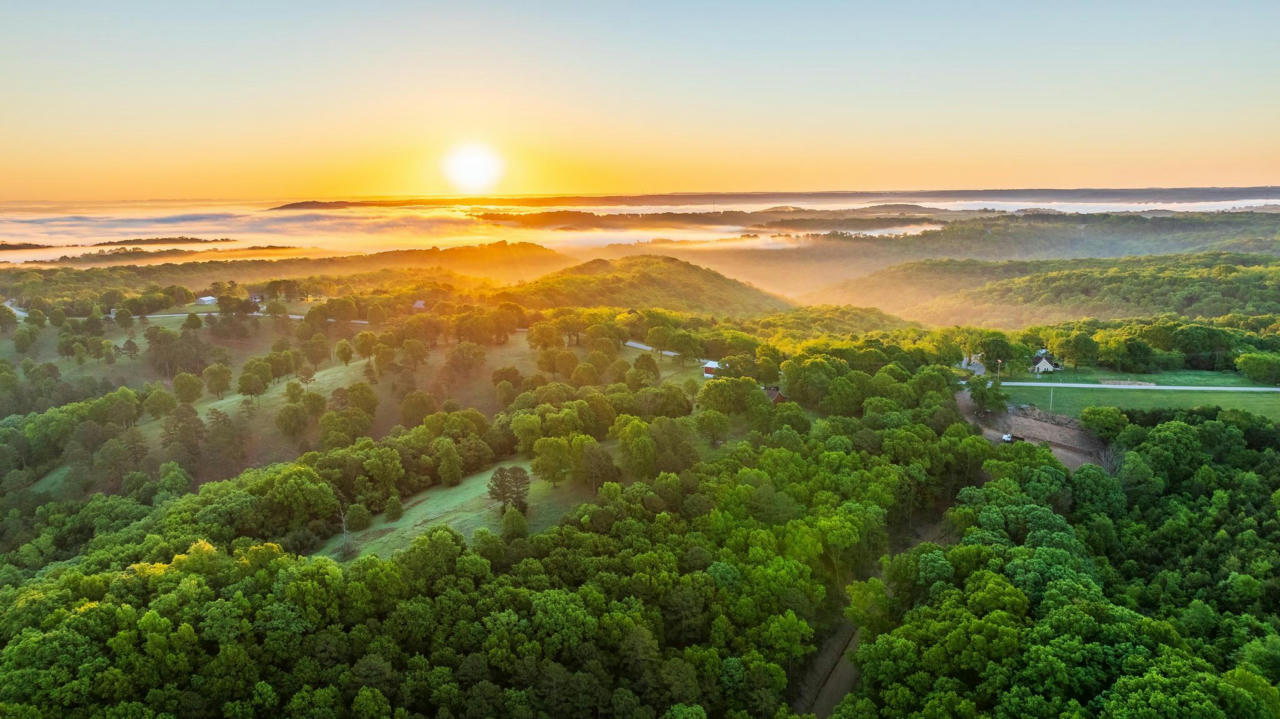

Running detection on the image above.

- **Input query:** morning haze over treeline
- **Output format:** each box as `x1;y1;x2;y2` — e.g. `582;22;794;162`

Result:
2;2;1280;718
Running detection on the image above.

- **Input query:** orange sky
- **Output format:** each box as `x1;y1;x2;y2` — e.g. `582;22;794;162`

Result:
2;3;1277;200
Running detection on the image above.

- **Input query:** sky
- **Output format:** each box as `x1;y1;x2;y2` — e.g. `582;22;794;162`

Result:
2;0;1278;200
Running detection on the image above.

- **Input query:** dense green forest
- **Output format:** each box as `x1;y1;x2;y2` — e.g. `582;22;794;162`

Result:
836;403;1280;718
2;238;1280;717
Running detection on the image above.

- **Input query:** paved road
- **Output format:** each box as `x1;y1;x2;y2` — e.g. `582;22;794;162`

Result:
1002;381;1280;392
3;299;27;318
624;339;680;357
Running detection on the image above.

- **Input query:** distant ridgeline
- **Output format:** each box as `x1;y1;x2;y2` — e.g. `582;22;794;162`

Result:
0;242;579;308
269;185;1280;209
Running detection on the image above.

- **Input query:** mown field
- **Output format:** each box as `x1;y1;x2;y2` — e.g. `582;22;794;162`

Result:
311;458;598;560
1010;366;1263;387
1006;384;1280;420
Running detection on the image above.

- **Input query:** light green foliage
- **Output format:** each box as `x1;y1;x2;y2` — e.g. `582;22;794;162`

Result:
1236;352;1280;385
202;362;233;399
531;436;572;487
143;386;177;418
172;372;203;404
335;339;354;365
1080;406;1129;441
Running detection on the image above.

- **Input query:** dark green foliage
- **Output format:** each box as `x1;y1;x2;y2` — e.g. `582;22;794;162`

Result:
838;405;1280;718
487;465;530;513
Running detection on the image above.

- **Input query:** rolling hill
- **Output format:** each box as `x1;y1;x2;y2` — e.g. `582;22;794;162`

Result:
0;241;576;305
486;255;793;314
811;252;1280;327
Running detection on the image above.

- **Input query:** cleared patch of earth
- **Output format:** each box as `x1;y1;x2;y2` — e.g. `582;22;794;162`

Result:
957;390;1104;470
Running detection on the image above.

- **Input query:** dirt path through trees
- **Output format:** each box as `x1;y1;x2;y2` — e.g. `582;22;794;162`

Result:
795;391;1030;716
793;515;955;717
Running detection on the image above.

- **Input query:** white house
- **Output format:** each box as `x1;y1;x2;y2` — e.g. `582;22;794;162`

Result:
1031;356;1058;374
195;296;217;305
702;360;721;379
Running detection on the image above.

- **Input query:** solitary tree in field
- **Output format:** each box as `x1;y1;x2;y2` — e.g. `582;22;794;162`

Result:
353;331;378;362
335;339;355;366
203;363;232;399
487;465;530;513
302;333;330;366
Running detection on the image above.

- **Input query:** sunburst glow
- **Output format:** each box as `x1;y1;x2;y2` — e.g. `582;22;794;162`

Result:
442;143;503;194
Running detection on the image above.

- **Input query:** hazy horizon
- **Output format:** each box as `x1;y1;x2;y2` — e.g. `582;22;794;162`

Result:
4;186;1280;263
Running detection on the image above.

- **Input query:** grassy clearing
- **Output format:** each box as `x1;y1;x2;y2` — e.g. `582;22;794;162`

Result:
27;465;74;497
0;316;188;385
0;315;289;388
312;458;597;560
438;340;541;415
618;346;706;387
1006;384;1280;420
1012;366;1259;387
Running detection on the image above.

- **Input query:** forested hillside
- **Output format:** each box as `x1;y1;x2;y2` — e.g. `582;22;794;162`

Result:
813;253;1280;328
487;256;793;314
0;242;574;305
836;404;1280;717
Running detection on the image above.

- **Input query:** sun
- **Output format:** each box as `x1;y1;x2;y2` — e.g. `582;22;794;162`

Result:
442;143;504;194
